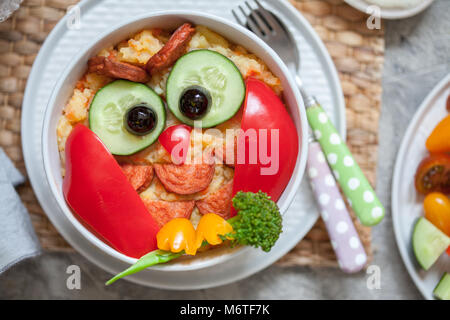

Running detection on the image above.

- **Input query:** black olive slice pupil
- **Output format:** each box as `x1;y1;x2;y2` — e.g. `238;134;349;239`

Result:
124;104;157;136
179;86;211;120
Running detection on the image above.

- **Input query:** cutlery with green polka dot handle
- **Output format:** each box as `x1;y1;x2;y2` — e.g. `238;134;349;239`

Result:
305;95;385;226
229;0;384;226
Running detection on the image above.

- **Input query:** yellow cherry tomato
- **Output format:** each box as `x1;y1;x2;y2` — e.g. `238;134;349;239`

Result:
195;213;234;249
423;192;450;236
426;115;450;153
156;218;197;255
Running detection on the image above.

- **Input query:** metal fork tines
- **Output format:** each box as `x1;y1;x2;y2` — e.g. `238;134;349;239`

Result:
232;0;300;79
232;0;283;40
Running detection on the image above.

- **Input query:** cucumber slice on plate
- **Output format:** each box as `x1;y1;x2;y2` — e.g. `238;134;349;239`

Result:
434;272;450;300
412;217;450;270
166;49;245;128
89;80;166;155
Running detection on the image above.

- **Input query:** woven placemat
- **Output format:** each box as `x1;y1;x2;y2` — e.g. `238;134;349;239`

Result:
0;0;383;266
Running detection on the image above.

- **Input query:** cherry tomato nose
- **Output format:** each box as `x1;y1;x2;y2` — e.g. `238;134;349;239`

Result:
158;124;192;164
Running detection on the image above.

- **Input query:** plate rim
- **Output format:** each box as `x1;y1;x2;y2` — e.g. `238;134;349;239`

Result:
344;0;435;20
21;0;346;289
391;73;450;300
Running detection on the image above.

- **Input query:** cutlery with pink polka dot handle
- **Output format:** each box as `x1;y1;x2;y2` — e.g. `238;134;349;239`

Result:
307;141;367;272
305;96;385;226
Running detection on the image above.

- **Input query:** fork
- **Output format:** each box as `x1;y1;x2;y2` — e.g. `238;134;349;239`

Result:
232;0;385;227
232;0;379;272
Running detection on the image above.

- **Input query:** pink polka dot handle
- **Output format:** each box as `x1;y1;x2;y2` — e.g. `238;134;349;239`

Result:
307;142;367;273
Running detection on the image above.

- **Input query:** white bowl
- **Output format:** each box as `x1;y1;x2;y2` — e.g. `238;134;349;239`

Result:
344;0;434;20
42;11;308;271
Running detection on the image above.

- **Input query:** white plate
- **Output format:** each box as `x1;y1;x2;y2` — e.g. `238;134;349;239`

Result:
344;0;434;19
392;73;450;300
21;0;345;289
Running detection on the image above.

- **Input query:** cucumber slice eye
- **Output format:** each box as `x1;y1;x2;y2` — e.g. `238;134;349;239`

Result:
102;103;123;133
89;80;166;155
166;50;245;128
202;66;227;89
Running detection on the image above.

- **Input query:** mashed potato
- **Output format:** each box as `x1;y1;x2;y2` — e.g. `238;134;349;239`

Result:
117;30;164;65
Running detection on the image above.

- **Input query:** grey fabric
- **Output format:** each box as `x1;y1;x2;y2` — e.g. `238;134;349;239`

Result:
0;148;41;274
0;149;25;187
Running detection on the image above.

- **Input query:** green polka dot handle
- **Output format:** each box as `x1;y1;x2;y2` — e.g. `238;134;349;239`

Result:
306;104;385;226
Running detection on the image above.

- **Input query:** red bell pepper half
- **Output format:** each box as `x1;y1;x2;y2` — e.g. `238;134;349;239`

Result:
232;78;299;210
63;124;160;258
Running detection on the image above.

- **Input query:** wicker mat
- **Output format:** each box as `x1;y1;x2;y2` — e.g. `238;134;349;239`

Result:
0;0;383;267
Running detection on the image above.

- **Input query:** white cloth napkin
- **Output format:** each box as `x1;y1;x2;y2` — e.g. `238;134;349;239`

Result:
0;148;41;274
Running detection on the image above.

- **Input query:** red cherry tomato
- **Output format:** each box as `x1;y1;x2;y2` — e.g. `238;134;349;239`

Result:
63;124;160;258
158;124;192;164
415;153;450;195
232;78;299;212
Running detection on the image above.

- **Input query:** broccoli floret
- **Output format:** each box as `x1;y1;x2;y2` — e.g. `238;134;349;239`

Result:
228;191;282;252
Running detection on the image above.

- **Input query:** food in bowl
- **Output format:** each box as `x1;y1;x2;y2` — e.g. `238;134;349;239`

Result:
55;23;299;283
412;94;450;299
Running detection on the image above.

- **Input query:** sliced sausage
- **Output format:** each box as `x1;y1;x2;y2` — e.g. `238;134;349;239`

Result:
154;154;215;195
120;164;154;193
145;23;196;74
143;199;195;227
88;56;150;83
196;180;233;219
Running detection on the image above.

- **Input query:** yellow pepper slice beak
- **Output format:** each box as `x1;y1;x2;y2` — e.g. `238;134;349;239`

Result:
156;214;234;256
156;218;197;255
195;213;234;249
